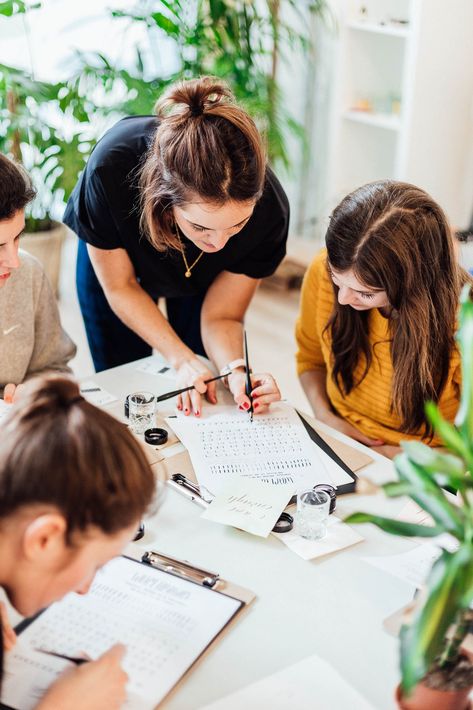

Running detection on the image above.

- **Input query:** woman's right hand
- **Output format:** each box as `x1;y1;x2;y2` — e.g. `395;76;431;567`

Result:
315;410;385;447
175;357;217;416
36;644;128;710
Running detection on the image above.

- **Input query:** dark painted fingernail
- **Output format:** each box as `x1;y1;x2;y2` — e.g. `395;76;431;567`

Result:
195;410;200;417
243;402;250;410
184;408;189;416
254;403;259;409
239;405;245;411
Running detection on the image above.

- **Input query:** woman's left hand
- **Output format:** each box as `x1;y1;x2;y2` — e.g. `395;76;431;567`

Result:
229;371;281;415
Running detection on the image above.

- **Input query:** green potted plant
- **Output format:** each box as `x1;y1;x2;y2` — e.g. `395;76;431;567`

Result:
345;286;473;710
0;1;91;293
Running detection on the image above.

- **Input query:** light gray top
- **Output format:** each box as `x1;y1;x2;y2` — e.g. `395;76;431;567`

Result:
0;250;76;395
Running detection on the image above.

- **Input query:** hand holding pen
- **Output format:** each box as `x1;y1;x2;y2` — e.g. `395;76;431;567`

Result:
34;644;128;710
228;331;281;416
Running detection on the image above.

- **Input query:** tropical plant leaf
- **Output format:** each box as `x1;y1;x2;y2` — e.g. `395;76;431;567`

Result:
394;454;465;538
400;545;473;693
344;512;443;538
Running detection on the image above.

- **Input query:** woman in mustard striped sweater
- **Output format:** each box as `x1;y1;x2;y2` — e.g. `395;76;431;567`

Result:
296;180;471;459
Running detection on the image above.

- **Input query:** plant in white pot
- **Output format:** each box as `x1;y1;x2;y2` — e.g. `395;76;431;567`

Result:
346;288;473;710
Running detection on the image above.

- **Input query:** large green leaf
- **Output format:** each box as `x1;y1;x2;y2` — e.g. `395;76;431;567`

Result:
344;512;443;538
425;402;471;464
401;441;473;492
400;545;473;693
394;454;465;538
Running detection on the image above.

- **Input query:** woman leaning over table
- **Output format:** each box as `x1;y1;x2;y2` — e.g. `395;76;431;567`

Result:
296;180;471;459
0;375;155;709
64;76;285;416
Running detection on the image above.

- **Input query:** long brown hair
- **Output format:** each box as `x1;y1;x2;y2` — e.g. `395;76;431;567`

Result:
139;76;266;251
0;376;155;540
324;180;470;435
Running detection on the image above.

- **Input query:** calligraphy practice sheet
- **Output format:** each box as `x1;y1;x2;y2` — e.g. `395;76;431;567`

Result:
201;477;293;537
167;403;332;495
1;557;242;710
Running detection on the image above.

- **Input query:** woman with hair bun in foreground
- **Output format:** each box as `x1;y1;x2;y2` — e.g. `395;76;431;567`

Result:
0;375;155;709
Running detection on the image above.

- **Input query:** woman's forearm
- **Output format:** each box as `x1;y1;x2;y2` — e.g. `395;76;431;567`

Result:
105;281;193;367
299;369;333;418
201;317;245;372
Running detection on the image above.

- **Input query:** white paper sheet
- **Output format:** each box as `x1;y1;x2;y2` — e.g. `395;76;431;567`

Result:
1;556;242;710
201;478;293;537
135;355;176;379
79;380;117;407
363;534;459;589
166;403;332;496
273;516;364;560
198;653;376;710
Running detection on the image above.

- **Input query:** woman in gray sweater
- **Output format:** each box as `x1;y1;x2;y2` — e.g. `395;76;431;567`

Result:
0;154;75;402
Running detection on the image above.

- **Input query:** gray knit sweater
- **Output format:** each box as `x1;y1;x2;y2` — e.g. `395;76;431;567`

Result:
0;250;76;395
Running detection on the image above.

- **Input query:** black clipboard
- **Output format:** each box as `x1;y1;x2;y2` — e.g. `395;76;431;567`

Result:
0;550;255;710
297;411;358;495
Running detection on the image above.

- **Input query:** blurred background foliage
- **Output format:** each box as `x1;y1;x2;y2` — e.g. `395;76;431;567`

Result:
0;0;328;229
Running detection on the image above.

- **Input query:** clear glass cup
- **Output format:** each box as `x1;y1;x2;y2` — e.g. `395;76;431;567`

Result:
128;392;155;435
296;489;331;541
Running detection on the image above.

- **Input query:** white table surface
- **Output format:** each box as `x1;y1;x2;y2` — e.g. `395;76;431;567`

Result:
86;356;420;710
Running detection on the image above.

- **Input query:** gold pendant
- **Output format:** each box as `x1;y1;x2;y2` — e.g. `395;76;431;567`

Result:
185;270;191;278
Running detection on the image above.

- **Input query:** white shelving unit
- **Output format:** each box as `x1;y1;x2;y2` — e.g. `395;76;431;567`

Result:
323;0;473;228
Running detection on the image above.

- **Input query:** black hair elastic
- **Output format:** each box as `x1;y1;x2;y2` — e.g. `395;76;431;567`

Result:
124;394;130;418
144;427;168;446
272;512;294;534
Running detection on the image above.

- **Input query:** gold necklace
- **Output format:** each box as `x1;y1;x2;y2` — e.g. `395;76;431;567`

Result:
176;230;204;278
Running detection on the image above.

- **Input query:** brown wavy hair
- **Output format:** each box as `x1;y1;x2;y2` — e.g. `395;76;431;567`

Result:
0;375;156;541
324;180;471;436
139;76;266;252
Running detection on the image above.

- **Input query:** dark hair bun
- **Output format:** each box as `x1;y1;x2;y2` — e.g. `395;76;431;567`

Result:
155;76;233;120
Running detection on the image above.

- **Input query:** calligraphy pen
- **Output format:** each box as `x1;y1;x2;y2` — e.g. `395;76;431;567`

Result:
243;330;254;423
156;372;228;403
35;648;91;665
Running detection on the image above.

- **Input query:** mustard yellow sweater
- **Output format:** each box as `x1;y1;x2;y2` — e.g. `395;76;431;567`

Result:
295;249;461;446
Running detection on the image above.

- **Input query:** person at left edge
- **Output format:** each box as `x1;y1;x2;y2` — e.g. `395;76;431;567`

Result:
63;77;286;416
0;154;76;403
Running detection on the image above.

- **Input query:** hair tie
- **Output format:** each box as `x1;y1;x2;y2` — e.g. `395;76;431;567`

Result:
190;104;203;117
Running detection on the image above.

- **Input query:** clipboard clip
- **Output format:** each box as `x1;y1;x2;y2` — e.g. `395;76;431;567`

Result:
141;550;220;588
168;473;213;506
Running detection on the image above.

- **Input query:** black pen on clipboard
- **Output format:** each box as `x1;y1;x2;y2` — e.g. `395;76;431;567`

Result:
243;329;253;423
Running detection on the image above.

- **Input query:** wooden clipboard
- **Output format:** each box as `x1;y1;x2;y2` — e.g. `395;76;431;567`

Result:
0;549;255;710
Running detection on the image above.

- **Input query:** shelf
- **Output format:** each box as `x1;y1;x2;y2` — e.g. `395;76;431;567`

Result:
347;20;410;38
342;110;401;131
